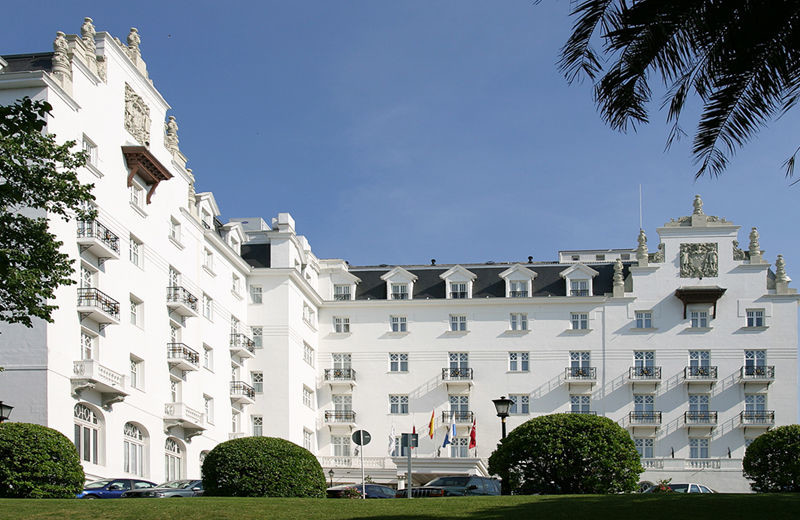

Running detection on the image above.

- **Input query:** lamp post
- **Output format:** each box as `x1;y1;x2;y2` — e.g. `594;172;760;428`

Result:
328;468;334;488
0;402;12;424
492;396;513;439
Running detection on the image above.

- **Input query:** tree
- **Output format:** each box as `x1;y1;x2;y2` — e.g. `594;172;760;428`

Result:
560;0;800;180
0;97;95;327
488;413;643;494
0;422;85;498
201;436;326;497
743;424;800;492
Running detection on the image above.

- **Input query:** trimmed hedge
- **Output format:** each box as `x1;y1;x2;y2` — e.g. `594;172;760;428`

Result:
202;436;326;497
743;424;800;492
488;413;643;494
0;422;84;498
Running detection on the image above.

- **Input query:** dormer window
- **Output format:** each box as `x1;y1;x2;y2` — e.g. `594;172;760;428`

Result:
559;263;599;297
509;281;528;298
499;264;538;299
570;280;589;297
391;284;409;300
439;265;477;300
450;282;467;299
334;284;351;301
381;266;418;301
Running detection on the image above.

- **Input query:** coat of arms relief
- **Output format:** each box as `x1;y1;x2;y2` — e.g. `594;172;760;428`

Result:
679;243;718;278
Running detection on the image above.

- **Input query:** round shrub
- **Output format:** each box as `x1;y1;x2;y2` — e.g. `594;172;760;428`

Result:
488;413;643;494
202;436;326;497
743;424;800;492
0;422;84;498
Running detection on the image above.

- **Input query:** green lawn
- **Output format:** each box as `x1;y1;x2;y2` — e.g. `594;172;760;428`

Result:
0;494;797;520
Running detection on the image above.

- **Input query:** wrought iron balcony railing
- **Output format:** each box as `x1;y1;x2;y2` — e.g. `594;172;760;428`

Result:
569;410;597;415
167;343;200;367
166;286;198;311
509;290;529;298
740;366;775;379
570;289;590;296
77;287;120;320
629;366;662;380
77;220;120;253
684;411;718;425
684;366;718;379
442;367;473;381
441;410;474;423
740;410;775;424
230;380;255;399
230;333;256;355
629;411;662;424
324;368;356;382
325;410;356;423
566;367;596;379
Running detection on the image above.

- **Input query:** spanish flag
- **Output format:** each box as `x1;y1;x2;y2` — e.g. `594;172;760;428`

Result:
428;410;435;438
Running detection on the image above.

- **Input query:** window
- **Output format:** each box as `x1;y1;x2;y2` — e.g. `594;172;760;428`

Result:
202;294;213;320
303;303;316;328
634;438;654;459
391;283;409;300
203;345;213;370
689;394;710;422
449;314;467;332
450;437;469;458
635;311;652;329
449;394;469;418
509;352;529;372
690;310;709;328
746;309;764;327
634;395;655;415
80;264;94;289
168;267;180;288
333;284;351;301
231;411;240;434
169;378;180;403
169;218;181;244
633;351;655;376
129;181;144;209
570;395;591;413
203;249;214;272
303;429;313;450
509;281;528;298
82;135;98;166
571;255;580;261
390;353;408;372
203;395;214;424
164;438;183;480
510;313;528;331
391;316;407;332
81;331;95;360
252;327;263;349
250;285;262;304
450;282;468;299
252;372;263;393
123;422;145;476
130;357;142;389
73;403;100;464
449;352;469;373
688;350;711;376
595;254;605;261
569;351;591;377
231;274;241;296
252;416;263;437
570;280;589;296
571;313;589;330
390;394;409;414
744;350;767;375
689;438;709;459
303;343;315;366
509;394;529;414
130;296;142;327
620;253;631;260
303;386;314;408
332;394;352;414
333;317;350;333
129;236;142;267
332;435;351;460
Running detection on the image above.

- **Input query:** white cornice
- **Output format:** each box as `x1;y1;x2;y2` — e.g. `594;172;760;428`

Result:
318;295;608;309
381;266;418;282
250;268;323;307
0;71;81;112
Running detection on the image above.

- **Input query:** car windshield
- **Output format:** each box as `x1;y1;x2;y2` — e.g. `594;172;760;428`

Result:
84;480;113;489
425;477;470;487
157;480;193;489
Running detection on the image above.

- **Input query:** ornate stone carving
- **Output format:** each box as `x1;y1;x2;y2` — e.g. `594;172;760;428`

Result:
52;31;71;80
81;17;96;55
165;116;179;153
127;27;141;60
124;84;151;146
649;243;665;263
693;194;704;215
775;255;789;284
613;258;623;285
749;227;760;256
680;243;719;278
732;240;746;261
636;229;647;260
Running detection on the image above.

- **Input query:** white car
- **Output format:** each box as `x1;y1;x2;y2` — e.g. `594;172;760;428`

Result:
643;482;715;493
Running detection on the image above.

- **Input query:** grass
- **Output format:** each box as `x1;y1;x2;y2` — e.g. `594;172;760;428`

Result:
0;494;798;520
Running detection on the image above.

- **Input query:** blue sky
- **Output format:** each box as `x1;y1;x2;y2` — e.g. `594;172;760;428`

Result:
3;1;799;273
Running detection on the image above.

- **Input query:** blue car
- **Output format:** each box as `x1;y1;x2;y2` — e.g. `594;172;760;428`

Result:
77;478;158;499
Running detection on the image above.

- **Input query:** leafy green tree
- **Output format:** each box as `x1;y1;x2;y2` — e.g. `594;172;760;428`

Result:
0;422;85;498
488;413;643;494
0;97;95;327
202;436;326;497
560;1;800;179
743;424;800;492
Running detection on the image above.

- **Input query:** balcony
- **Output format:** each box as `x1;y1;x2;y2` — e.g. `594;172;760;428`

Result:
628;366;662;389
163;402;205;439
739;410;775;431
740;366;775;385
324;410;357;427
166;343;200;372
230;381;256;405
71;360;128;408
684;411;718;430
441;410;474;424
77;287;120;325
230;333;256;359
166;286;199;317
442;368;474;390
77;220;120;260
324;368;357;389
628;411;662;430
565;367;596;390
685;459;721;470
569;410;597;415
684;366;717;388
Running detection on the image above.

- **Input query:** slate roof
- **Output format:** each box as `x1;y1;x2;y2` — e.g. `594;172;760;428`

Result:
1;53;54;73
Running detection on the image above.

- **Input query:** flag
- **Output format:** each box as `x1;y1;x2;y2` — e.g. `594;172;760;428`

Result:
442;415;456;448
469;418;477;449
428;410;435;439
388;424;396;457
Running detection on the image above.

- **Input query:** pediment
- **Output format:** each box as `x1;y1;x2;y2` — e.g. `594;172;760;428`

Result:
439;265;477;282
380;266;418;283
559;263;599;279
499;264;538;281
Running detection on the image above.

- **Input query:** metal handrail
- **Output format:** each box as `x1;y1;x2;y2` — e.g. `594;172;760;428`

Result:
740;366;775;379
441;410;474;423
77;220;120;253
740;410;775;423
684;366;718;379
442;367;474;380
629;366;662;379
230;380;255;399
166;286;198;310
324;410;356;422
324;368;356;381
566;367;596;379
77;287;120;319
230;333;256;354
629;411;662;424
167;343;200;366
684;411;718;424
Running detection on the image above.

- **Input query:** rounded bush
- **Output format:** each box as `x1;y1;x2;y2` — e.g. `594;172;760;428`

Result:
0;422;84;498
743;424;800;492
202;436;326;497
488;413;643;494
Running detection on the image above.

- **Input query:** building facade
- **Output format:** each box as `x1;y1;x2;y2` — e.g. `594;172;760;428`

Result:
1;20;797;493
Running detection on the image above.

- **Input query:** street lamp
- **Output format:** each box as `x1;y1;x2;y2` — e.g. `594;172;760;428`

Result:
328;468;334;488
0;402;13;423
492;396;513;439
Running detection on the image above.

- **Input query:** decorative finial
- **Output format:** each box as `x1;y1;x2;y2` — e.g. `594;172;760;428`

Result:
775;255;788;284
635;229;648;267
127;27;141;57
165;116;179;153
81;17;96;53
693;194;704;215
52;31;71;79
613;258;623;285
749;227;760;257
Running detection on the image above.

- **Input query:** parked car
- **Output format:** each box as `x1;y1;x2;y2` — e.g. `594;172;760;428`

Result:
327;484;396;498
121;479;204;498
77;478;158;499
398;476;502;497
642;483;716;493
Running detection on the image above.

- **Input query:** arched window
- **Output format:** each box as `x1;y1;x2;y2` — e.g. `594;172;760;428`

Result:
164;438;183;480
123;422;146;476
74;403;101;464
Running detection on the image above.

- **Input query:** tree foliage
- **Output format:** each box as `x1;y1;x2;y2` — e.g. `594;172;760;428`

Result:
488;413;643;494
743;424;800;492
0;422;85;498
201;436;326;497
0;97;95;327
560;0;800;180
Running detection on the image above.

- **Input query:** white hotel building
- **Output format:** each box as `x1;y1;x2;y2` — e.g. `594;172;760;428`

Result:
0;20;797;493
